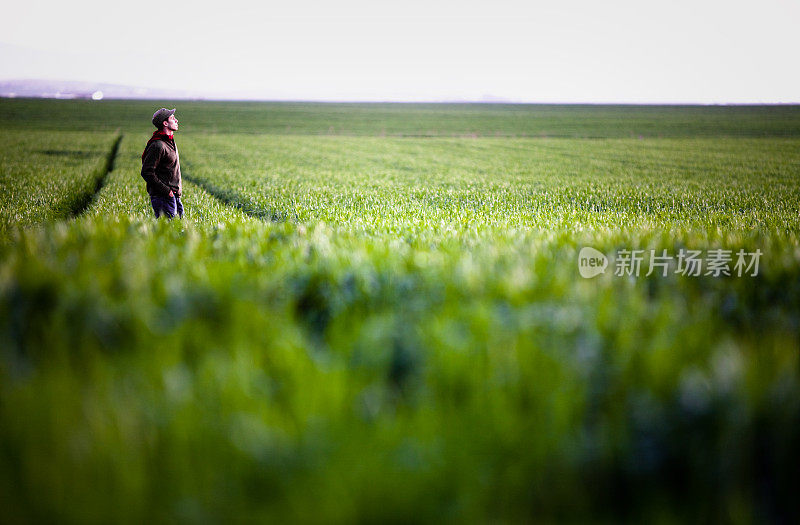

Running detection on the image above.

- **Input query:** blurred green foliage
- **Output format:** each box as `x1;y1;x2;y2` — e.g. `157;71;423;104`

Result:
1;101;799;522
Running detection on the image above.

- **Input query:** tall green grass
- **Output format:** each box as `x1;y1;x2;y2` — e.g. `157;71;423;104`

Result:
181;135;800;235
1;101;800;522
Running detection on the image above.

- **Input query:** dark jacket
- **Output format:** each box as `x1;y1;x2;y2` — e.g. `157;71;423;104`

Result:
141;135;182;197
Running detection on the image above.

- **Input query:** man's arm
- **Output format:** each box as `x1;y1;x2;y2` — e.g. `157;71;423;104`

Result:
141;143;173;196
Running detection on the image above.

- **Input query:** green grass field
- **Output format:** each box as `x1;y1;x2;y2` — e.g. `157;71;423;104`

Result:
1;99;799;522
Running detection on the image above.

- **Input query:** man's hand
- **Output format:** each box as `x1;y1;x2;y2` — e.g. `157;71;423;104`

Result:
168;190;174;197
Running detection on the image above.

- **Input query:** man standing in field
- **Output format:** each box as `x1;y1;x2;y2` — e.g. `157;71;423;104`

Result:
141;108;183;218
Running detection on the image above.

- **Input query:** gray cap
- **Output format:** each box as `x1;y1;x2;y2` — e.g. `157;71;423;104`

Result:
152;108;176;128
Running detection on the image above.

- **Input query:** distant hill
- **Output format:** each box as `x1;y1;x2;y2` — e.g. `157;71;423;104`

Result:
0;79;202;100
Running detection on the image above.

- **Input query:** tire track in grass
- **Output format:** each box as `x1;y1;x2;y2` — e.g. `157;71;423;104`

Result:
182;163;290;222
71;133;123;217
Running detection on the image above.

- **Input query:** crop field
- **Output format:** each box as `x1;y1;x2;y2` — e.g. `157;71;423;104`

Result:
1;99;799;522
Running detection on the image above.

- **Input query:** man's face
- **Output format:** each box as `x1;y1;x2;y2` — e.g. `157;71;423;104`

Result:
164;114;179;132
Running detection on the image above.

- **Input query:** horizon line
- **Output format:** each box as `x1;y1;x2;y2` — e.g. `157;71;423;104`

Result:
2;95;800;107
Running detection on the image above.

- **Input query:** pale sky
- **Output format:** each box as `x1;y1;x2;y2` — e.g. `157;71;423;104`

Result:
1;0;799;102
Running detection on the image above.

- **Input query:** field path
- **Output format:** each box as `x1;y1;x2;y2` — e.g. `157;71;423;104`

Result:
183;163;290;222
72;134;123;217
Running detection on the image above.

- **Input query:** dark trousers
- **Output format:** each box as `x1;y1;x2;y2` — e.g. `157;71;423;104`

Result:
150;194;183;219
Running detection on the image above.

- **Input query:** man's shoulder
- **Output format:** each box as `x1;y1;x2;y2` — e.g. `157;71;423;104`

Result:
146;139;169;150
144;140;172;159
